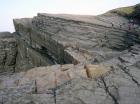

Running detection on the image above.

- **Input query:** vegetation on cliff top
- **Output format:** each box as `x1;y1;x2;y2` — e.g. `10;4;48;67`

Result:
109;3;140;18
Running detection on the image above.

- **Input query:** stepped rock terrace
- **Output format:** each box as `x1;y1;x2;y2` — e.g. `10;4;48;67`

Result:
0;10;140;104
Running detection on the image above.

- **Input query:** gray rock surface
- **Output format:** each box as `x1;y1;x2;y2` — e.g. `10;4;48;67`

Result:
0;44;140;104
0;4;140;104
0;32;17;73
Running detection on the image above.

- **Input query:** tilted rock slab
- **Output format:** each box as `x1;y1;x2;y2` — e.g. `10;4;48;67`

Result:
0;10;140;104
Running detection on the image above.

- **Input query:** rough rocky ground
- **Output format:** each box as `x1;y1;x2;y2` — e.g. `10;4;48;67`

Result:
0;4;140;104
0;44;140;104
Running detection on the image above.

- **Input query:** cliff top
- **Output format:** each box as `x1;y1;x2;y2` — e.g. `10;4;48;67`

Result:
13;18;32;28
108;3;140;18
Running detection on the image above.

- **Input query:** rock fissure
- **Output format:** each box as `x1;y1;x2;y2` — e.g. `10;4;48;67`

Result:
100;77;119;104
118;64;140;87
0;4;140;103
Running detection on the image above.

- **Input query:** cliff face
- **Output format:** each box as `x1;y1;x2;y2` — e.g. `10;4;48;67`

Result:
12;12;140;72
13;18;55;71
0;4;140;104
0;32;17;73
0;4;139;73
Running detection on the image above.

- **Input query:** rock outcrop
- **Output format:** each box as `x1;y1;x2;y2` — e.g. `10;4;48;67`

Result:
12;12;140;72
0;45;140;104
0;4;140;104
0;32;17;73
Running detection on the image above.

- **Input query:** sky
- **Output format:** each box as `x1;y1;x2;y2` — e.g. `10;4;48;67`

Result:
0;0;140;32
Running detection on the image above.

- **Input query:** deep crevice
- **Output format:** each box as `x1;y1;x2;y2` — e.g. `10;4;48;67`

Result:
100;77;119;104
118;64;140;87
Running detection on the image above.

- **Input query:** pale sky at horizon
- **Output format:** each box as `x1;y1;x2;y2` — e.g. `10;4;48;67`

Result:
0;0;140;32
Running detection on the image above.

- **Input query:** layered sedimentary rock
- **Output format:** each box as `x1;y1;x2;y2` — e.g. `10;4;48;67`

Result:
13;18;55;71
13;13;140;72
0;32;17;73
0;44;140;104
0;4;140;104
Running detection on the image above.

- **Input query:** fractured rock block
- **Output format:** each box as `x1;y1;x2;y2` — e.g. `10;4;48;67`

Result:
84;64;110;78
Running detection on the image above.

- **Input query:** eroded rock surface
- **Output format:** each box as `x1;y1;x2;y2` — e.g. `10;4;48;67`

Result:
0;4;140;104
12;12;140;72
0;44;140;104
0;32;17;73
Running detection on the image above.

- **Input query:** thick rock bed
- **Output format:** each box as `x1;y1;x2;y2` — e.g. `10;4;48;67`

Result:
0;9;140;104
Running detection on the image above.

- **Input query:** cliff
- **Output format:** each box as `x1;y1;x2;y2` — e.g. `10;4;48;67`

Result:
12;13;140;71
0;4;140;104
0;32;17;73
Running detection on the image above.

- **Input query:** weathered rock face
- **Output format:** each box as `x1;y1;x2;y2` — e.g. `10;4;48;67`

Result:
0;44;140;104
0;32;17;73
13;18;55;71
0;4;140;104
0;63;110;104
13;13;140;71
15;35;54;71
